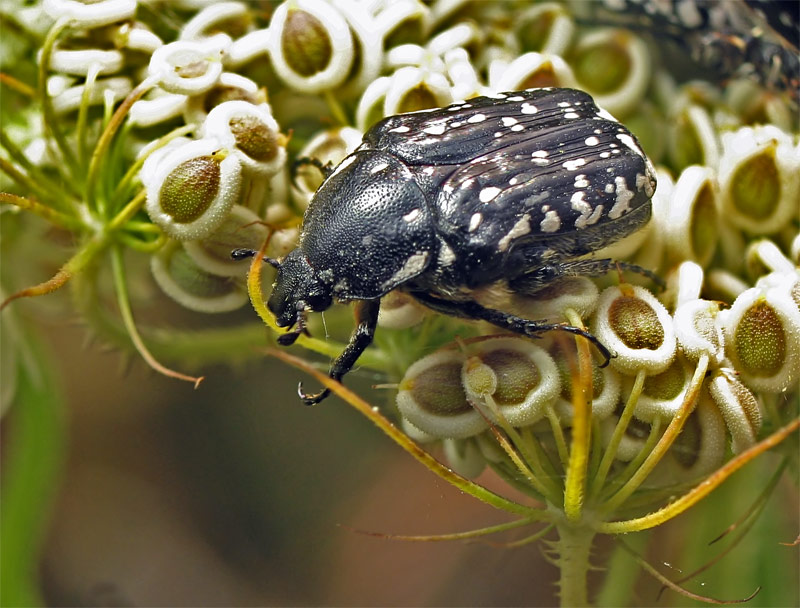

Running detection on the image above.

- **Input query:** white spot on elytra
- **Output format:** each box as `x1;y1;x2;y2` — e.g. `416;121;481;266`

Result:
600;152;611;158
574;174;590;189
498;214;531;252
596;108;618;122
383;251;429;290
540;209;561;233
329;154;357;179
532;150;548;158
422;166;435;175
564;112;579;119
520;103;538;114
604;183;614;193
507;95;524;101
571;191;593;228
468;212;482;232
388;125;410;133
467;113;486;123
532;158;549;166
609;176;634;219
584;136;600;146
479;186;501;203
616;133;644;157
423;123;446;135
511;124;524;132
370;161;389;174
403;208;420;222
509;177;518;185
494;132;503;138
501;116;518;126
558;102;571;108
563;158;587;171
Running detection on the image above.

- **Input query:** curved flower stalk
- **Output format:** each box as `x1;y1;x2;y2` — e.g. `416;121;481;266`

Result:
1;1;798;605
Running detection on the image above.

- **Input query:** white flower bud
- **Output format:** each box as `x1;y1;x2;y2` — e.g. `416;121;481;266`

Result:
718;125;800;235
443;47;481;101
183;205;268;277
674;299;726;365
144;138;242;241
510;276;599;324
514;3;574;56
226;28;271;67
571;29;650;118
443;438;486;478
631;355;694;422
592;285;677;375
47;48;124;76
722;284;800;392
43;0;136;28
201;100;286;177
667;104;720;170
129;91;188;128
148;35;230;95
290;127;363;210
267;0;354;93
397;349;487;439
462;338;561;428
374;0;430;46
151;240;248;313
378;291;428;329
180;2;250;40
51;76;131;114
664;166;719;267
115;22;163;53
667;389;726;478
491;52;577;91
708;370;762;454
552;346;621;425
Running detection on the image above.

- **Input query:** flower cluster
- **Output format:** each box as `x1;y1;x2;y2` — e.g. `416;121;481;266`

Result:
1;0;798;603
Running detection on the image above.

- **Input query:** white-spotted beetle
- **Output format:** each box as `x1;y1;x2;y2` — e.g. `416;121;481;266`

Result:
235;88;657;405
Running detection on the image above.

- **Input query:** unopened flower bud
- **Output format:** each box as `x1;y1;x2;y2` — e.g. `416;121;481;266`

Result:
462;338;560;427
571;29;650;118
722;285;800;392
718;125;800;235
664;166;719;267
631;355;693;422
491;52;577;91
674;299;726;365
268;0;354;92
668;389;726;478
43;0;136;28
151;240;248;313
667;104;719;170
378;291;428;329
515;3;574;56
443;438;486;478
593;285;677;375
148;35;229;95
397;350;486;439
183;205;268;277
144;138;242;240
708;370;762;454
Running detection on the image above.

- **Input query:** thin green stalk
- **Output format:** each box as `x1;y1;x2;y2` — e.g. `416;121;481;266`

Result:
0;156;64;206
590;369;646;497
601;416;664;500
601;355;708;514
109;244;203;387
38;18;78;175
85;79;154;215
76;63;101;170
0;128;75;201
0;192;84;231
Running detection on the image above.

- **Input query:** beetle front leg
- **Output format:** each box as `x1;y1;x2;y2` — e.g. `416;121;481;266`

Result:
410;291;612;365
298;298;381;406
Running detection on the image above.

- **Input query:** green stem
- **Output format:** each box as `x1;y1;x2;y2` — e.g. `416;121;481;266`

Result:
0;192;84;231
0;322;66;607
38;18;79;175
554;522;595;607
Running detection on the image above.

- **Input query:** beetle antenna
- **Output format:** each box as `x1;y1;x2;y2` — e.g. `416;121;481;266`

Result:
231;248;281;268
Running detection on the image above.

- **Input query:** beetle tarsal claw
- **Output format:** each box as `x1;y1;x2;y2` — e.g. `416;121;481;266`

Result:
297;382;330;406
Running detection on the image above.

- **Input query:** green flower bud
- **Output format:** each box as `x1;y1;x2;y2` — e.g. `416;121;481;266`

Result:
708;370;762;454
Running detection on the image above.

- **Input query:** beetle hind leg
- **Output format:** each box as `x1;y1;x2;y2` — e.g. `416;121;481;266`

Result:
510;258;664;295
409;291;612;365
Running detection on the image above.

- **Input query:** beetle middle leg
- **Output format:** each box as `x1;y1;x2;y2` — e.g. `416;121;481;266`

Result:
510;258;664;294
298;298;381;406
409;291;612;365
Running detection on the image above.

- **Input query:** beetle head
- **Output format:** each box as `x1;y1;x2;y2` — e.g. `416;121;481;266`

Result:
268;249;332;337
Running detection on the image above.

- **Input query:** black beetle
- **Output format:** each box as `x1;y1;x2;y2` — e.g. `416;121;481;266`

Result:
235;88;657;405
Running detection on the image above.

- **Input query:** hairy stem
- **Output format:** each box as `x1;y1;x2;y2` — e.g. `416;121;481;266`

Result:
554;522;595;607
